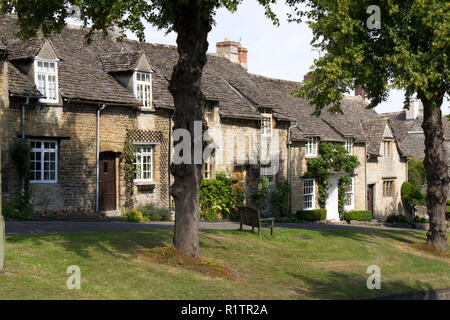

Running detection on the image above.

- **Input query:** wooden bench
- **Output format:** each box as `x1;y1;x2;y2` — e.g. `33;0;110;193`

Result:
238;206;275;236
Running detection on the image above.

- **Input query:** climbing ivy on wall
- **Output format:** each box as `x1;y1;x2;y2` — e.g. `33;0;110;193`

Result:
338;174;352;218
123;131;137;209
305;142;359;210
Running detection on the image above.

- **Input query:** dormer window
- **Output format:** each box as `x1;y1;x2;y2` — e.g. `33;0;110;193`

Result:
34;59;59;103
134;71;152;109
305;137;319;157
344;137;354;154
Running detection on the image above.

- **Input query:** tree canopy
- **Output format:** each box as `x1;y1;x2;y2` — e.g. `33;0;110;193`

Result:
286;0;449;114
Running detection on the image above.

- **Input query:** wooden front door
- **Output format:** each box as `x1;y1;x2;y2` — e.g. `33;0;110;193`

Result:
99;152;116;211
367;184;374;217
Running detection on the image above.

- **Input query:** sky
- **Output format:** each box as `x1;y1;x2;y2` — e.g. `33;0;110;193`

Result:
124;0;449;115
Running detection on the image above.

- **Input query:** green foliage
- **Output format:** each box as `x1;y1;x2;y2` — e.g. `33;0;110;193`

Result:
288;0;448;112
271;181;290;217
414;216;428;224
123;132;138;209
344;210;372;222
7;140;34;220
252;176;270;211
408;158;426;190
0;0;279;43
138;202;171;221
1;189;33;221
306;142;359;208
401;181;426;207
199;172;244;222
296;209;327;221
9;139;31;187
123;209;144;223
386;214;408;224
338;174;352;218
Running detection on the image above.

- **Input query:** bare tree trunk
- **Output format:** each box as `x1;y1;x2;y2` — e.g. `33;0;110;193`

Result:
168;2;212;257
421;94;448;254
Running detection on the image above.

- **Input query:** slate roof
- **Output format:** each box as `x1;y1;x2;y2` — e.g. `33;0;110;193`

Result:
379;110;450;160
99;51;151;73
1;14;390;144
7;62;42;97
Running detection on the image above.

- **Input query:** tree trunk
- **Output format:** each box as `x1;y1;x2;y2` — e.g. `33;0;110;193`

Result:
168;2;212;257
420;94;448;254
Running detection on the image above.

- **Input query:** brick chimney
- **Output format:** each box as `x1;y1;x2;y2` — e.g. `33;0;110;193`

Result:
216;39;248;70
355;85;365;100
404;98;424;121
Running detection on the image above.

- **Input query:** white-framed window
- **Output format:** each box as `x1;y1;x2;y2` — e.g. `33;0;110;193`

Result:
383;180;394;197
134;145;153;181
260;163;274;183
303;178;315;210
344;177;355;209
305;137;318;157
34;59;59;103
30;140;58;183
383;140;392;158
344;137;354;155
261;116;272;136
134;71;152;109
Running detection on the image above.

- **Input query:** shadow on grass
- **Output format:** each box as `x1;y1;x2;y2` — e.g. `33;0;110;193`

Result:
287;270;435;300
305;228;428;246
7;230;172;258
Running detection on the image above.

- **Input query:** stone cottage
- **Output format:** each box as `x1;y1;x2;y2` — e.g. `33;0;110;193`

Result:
0;14;412;220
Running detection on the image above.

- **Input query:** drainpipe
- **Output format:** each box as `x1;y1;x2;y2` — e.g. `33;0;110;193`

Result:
21;97;30;140
95;104;107;213
287;121;298;216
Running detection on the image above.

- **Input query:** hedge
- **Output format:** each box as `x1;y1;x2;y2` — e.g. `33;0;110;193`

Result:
344;210;372;222
296;209;327;221
386;214;408;223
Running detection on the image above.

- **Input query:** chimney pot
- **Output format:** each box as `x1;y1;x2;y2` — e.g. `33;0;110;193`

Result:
216;39;248;70
355;85;365;100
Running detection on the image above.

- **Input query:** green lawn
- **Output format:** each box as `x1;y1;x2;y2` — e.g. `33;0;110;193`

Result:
0;228;448;299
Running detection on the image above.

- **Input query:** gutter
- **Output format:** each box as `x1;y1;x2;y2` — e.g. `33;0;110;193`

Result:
95;104;107;213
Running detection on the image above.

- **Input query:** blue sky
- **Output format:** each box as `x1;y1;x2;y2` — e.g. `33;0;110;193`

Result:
126;0;449;115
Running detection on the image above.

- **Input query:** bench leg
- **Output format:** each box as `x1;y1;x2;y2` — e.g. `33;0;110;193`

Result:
258;226;261;237
252;225;254;233
240;220;243;231
271;221;274;236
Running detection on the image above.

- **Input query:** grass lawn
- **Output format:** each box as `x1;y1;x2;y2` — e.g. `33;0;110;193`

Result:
0;228;448;299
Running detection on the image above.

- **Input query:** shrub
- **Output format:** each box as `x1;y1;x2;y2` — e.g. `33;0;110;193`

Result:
386;214;408;224
446;199;450;206
344;210;372;222
138;203;171;221
199;172;244;222
296;209;327;221
252;176;270;210
401;181;426;206
123;209;144;223
1;190;32;221
414;216;428;224
271;181;290;217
